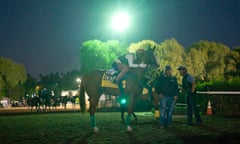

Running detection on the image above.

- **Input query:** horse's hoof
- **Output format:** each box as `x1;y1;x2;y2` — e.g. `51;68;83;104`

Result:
127;126;132;132
93;126;99;133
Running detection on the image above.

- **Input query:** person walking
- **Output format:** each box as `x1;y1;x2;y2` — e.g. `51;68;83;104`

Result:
155;65;179;128
177;65;202;125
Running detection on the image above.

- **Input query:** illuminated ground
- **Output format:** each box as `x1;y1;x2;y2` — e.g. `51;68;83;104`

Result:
0;111;239;144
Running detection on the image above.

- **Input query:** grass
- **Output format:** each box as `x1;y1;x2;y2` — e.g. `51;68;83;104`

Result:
0;112;240;144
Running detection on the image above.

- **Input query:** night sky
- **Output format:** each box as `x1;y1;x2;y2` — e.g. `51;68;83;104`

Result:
0;0;240;79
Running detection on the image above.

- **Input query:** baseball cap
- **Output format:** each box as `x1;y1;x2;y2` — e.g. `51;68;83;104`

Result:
177;65;186;70
165;65;172;71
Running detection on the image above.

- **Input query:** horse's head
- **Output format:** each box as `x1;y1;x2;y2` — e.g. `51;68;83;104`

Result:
135;47;158;67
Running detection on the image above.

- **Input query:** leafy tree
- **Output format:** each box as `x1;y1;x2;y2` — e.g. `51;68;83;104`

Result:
23;74;38;97
60;69;82;90
187;41;238;80
11;84;25;101
80;39;128;75
233;47;240;54
224;51;240;77
39;72;62;96
128;40;157;52
0;57;27;100
37;70;82;97
155;38;186;74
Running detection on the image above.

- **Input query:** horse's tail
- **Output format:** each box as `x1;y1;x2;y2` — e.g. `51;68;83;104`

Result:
79;79;86;113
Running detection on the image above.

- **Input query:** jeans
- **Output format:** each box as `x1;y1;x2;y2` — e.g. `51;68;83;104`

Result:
186;92;202;124
159;96;176;126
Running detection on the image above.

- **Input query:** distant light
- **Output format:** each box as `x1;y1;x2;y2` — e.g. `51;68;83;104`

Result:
76;78;81;83
111;11;130;32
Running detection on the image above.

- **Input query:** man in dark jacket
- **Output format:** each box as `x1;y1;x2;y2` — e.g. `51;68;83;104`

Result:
155;65;179;128
177;65;202;125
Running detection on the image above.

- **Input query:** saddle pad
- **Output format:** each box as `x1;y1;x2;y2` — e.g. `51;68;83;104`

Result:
101;73;118;88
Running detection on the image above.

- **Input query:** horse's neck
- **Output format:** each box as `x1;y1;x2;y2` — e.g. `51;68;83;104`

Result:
128;68;146;81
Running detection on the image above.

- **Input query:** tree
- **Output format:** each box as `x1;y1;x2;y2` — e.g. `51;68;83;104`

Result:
79;39;128;75
233;47;240;54
60;69;82;90
224;50;240;77
23;74;38;97
187;41;237;80
128;40;157;52
0;57;27;100
155;38;186;74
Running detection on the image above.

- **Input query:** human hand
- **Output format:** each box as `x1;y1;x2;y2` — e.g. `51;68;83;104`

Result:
174;96;178;100
139;62;147;68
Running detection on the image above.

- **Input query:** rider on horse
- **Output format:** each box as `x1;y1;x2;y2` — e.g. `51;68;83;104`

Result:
112;49;147;96
113;49;147;82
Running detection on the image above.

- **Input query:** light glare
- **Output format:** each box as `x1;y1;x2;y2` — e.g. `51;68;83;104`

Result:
111;12;130;32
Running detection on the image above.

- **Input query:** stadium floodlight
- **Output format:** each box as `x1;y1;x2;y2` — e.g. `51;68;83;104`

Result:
111;11;130;33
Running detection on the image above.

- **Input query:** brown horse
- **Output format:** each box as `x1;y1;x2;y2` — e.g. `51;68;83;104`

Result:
80;48;158;132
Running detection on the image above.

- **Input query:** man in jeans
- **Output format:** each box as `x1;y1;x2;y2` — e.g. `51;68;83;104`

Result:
177;65;202;125
155;65;179;128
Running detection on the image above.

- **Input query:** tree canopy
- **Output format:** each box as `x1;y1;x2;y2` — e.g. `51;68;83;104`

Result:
187;41;240;80
79;39;128;75
0;57;27;99
79;39;240;81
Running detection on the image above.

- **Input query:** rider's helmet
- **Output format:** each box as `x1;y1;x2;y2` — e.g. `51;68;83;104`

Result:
136;48;145;57
136;48;144;53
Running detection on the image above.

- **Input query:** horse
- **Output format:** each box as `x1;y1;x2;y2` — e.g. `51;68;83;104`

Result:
79;48;158;132
27;95;41;112
39;88;52;112
61;96;69;110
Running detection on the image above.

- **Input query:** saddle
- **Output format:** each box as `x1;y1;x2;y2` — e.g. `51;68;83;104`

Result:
101;69;126;89
101;68;153;95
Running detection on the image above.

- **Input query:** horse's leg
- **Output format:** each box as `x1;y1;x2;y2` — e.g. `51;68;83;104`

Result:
121;107;125;122
89;98;99;132
126;103;133;132
132;112;137;121
31;105;33;112
126;92;138;132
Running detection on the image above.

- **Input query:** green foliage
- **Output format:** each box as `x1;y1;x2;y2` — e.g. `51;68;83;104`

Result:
0;57;27;99
79;40;128;75
156;38;185;73
0;57;27;87
187;41;240;80
11;84;25;101
128;40;157;52
37;70;82;96
196;76;240;91
23;74;38;96
233;47;240;54
59;70;82;90
39;72;62;89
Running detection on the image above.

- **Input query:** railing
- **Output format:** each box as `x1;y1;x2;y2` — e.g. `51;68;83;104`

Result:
196;91;240;115
196;91;240;95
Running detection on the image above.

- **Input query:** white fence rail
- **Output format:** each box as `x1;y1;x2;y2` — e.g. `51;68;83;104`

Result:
196;91;240;95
